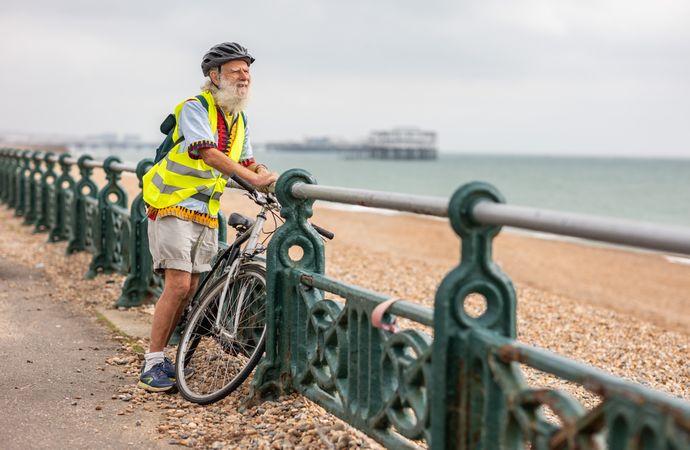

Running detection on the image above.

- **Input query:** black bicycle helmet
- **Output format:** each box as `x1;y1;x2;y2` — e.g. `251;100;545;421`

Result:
201;42;255;76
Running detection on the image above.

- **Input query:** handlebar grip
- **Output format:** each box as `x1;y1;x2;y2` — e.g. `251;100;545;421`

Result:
230;174;257;194
311;223;335;240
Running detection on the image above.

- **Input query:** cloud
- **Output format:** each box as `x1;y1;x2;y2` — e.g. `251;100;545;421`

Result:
0;0;688;156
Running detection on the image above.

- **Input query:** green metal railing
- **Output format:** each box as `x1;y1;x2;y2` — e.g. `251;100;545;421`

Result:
2;150;689;448
251;168;690;449
0;148;225;308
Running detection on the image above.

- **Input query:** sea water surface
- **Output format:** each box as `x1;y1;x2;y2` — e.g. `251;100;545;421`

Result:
104;147;690;228
254;151;690;229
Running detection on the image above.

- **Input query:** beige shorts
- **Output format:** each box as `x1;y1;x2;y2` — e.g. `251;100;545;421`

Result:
147;216;218;273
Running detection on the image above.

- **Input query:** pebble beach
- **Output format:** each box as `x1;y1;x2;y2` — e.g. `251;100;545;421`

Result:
1;172;688;448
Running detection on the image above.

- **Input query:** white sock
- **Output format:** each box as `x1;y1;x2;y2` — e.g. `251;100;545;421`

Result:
144;351;165;372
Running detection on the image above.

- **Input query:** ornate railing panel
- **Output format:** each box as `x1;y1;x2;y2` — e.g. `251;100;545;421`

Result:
487;337;690;449
2;150;689;448
117;159;157;307
23;151;42;225
48;153;75;243
252;168;690;449
0;149;227;308
83;197;101;263
67;155;98;255
254;169;434;448
34;152;57;233
86;156;128;278
14;150;32;217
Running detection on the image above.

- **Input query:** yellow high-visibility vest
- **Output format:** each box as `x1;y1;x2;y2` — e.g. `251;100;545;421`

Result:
142;90;246;216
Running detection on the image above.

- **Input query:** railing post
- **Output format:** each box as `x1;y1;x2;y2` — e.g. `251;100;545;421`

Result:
217;210;227;244
23;151;43;225
431;181;517;449
1;149;8;204
67;154;98;255
252;168;326;398
7;149;20;209
8;149;17;206
14;150;31;217
48;153;76;243
86;155;127;278
34;152;56;233
0;149;8;204
0;149;9;204
117;159;154;308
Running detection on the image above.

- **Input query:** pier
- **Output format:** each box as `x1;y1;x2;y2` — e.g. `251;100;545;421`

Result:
267;127;439;160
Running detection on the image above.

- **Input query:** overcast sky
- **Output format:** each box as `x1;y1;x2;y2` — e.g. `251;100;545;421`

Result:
1;0;689;156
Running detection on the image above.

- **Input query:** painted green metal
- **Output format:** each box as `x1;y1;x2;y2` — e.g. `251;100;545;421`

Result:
0;149;228;309
10;149;22;209
0;149;9;204
86;155;129;278
0;149;10;204
117;159;156;307
23;151;42;225
48;153;76;243
252;168;690;449
431;181;516;449
67;154;98;255
34;152;57;233
14;150;32;217
2;153;689;448
253;168;432;448
1;149;10;204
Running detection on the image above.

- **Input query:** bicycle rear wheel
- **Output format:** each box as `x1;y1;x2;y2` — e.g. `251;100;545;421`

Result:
175;263;266;404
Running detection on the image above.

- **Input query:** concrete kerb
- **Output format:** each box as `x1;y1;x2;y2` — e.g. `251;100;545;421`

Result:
96;307;152;346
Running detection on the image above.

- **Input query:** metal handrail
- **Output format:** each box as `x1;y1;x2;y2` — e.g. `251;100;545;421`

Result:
5;151;690;255
474;202;690;255
299;271;434;326
22;152;139;174
291;182;448;217
291;181;690;256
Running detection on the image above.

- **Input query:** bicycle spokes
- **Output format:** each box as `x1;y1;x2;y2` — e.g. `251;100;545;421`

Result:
176;266;267;404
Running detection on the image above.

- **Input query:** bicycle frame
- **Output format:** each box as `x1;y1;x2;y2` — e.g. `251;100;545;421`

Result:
214;198;273;338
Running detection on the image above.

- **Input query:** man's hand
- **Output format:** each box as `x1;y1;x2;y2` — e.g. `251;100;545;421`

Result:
251;171;278;188
254;164;270;175
200;148;277;189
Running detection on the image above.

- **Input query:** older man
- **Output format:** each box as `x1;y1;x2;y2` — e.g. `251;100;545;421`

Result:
140;42;277;392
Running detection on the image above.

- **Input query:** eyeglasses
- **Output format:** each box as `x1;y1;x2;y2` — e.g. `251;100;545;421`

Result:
220;67;250;78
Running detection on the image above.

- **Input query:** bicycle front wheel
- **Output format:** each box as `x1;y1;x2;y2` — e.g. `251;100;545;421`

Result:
175;263;267;404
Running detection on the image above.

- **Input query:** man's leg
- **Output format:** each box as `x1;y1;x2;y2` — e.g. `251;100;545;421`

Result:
149;269;192;353
139;269;191;391
164;273;201;346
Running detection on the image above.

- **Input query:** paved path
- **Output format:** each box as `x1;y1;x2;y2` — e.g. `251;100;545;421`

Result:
0;259;166;449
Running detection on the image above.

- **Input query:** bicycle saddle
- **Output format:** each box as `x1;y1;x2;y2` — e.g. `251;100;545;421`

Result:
228;212;255;230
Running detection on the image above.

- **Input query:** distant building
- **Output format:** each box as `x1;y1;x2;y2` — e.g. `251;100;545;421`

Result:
266;127;438;160
265;137;347;153
359;127;437;160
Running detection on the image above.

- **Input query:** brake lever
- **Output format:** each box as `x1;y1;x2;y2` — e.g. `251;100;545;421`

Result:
266;192;279;205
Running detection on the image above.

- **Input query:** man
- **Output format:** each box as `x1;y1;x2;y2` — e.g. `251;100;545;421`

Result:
139;42;277;392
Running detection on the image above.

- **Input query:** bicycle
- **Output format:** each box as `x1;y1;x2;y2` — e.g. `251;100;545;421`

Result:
174;175;333;404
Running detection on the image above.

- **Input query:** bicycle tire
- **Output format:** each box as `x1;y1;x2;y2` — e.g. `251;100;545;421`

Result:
175;263;267;404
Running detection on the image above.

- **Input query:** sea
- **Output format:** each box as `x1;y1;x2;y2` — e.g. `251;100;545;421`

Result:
255;151;690;228
99;147;690;228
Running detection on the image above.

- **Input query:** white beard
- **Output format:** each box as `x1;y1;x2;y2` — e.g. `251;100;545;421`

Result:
201;78;251;114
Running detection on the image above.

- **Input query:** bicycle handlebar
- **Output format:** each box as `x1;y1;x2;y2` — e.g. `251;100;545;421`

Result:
310;223;335;240
230;174;257;195
229;174;334;240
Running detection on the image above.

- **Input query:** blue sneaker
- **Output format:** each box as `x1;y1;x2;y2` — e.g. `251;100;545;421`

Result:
138;362;175;392
161;357;194;380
